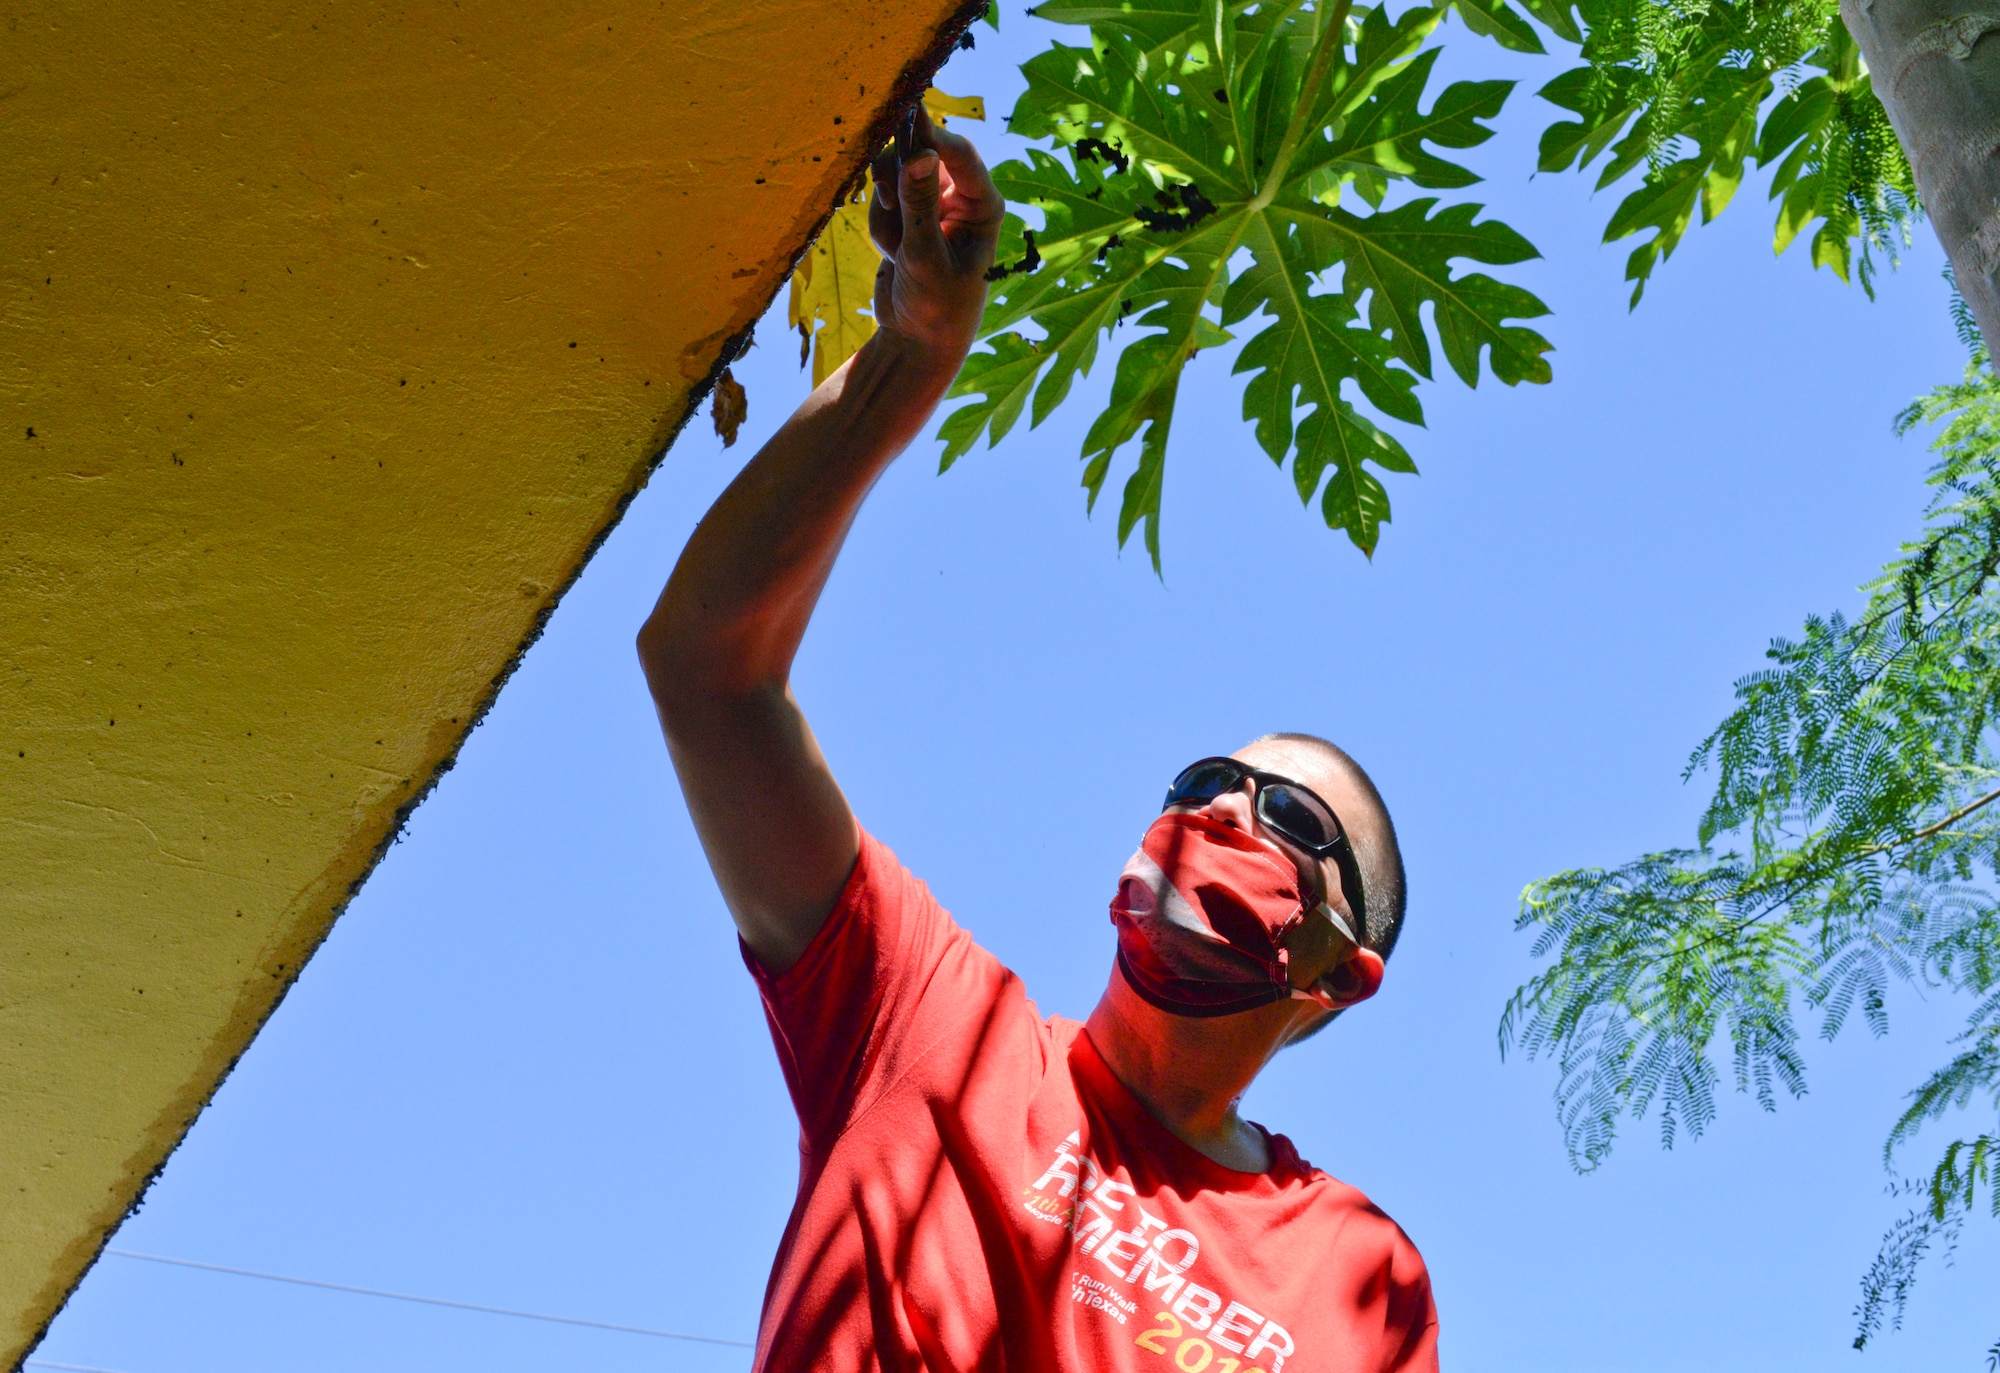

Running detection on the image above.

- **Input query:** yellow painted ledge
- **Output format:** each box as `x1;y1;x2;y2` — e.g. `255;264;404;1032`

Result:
0;1;981;1363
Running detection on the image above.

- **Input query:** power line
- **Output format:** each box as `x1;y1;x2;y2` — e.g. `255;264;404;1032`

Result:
28;1362;132;1373
101;1248;753;1349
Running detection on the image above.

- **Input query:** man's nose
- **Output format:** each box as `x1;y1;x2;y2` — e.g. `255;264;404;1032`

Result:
1203;779;1257;831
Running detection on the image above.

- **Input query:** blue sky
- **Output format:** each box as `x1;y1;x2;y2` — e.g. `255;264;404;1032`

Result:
38;9;1999;1372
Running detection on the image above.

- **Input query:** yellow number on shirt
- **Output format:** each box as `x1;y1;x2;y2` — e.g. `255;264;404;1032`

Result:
1217;1361;1240;1373
1174;1336;1214;1372
1136;1312;1184;1355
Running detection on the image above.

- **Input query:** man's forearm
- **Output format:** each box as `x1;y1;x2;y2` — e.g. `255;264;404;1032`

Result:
638;329;958;707
638;118;999;967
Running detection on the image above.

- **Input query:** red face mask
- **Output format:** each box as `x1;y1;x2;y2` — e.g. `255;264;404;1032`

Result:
1110;811;1344;1018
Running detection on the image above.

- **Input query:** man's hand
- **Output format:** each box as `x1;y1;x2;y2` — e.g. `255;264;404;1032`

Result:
639;111;1002;975
868;107;1003;370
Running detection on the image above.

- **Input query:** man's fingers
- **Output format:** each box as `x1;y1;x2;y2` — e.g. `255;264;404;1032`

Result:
893;105;951;273
870;106;1000;268
930;124;1003;233
869;147;901;256
896;142;949;274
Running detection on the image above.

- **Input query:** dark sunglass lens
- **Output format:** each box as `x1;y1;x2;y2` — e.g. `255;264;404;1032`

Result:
1259;785;1336;849
1166;759;1241;807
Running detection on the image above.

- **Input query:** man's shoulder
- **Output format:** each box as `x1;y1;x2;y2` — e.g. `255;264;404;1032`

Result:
845;828;1055;1005
1269;1133;1430;1261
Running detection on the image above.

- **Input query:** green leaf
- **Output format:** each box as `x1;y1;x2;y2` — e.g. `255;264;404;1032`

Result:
1447;0;1546;54
1515;0;1580;44
1771;144;1819;256
1291;197;1549;385
1756;76;1836;164
1012;30;1244;193
938;332;1048;468
940;0;1550;564
1600;158;1704;305
1321;3;1443;131
1534;62;1595;119
1322;440;1396;555
1029;0;1227;62
1112;359;1178;570
1320;50;1513;190
1079;225;1238;557
1507;349;2000;1333
1029;254;1153;424
1534;66;1641;173
1226;216;1419;551
1812;220;1852;283
986;150;1146;333
1227;217;1421;423
1533;0;1915;301
1600;156;1703;244
1029;0;1304;89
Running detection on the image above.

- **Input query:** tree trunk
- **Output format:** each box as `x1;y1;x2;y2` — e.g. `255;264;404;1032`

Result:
1845;0;2000;350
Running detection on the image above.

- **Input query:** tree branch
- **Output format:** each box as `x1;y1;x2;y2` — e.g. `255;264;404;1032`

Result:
1883;781;2000;849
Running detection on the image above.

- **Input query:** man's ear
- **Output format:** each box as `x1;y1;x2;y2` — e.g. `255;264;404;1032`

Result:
1318;946;1384;1010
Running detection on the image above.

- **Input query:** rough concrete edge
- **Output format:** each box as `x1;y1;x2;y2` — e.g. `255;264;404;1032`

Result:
6;1;992;1367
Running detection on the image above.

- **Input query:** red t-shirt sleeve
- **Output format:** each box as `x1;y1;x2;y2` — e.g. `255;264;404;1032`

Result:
741;828;1012;1154
1375;1225;1440;1372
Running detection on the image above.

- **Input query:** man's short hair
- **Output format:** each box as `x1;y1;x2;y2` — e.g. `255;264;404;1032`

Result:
1252;733;1407;1049
1251;732;1407;962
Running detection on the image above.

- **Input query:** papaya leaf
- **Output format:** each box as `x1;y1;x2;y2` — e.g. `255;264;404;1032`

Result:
1515;0;1580;44
1600;157;1704;305
1026;0;1230;59
787;89;987;387
944;0;1551;567
1227;215;1419;555
1291;197;1548;385
1317;50;1513;190
939;332;1048;469
1026;0;1294;72
1445;0;1545;54
788;180;880;388
924;88;987;125
1534;64;1640;174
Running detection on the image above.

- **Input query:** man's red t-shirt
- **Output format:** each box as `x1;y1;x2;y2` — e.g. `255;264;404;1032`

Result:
741;830;1440;1373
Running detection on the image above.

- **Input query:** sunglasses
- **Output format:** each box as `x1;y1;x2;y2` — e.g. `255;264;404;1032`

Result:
1163;756;1368;945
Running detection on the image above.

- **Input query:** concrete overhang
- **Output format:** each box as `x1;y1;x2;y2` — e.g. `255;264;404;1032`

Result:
0;0;980;1362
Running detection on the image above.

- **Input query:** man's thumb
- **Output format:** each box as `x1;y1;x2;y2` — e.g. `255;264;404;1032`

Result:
898;151;947;267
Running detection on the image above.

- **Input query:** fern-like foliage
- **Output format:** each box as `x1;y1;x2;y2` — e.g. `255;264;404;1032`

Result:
942;0;1553;567
1506;305;2000;1359
1854;1000;1998;1350
1532;0;1919;302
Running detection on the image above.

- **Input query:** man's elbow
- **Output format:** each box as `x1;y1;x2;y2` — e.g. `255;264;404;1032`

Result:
636;608;765;729
636;609;699;721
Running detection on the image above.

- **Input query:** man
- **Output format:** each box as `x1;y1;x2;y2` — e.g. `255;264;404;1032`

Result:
637;110;1437;1372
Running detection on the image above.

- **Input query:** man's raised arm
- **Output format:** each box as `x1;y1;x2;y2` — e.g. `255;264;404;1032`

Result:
637;114;1001;975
